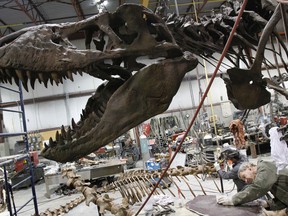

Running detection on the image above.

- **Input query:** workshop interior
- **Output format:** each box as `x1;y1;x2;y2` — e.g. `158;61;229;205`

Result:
0;0;288;215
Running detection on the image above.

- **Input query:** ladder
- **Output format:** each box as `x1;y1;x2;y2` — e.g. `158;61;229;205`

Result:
0;82;39;216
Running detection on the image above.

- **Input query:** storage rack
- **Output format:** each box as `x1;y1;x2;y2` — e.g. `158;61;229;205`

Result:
0;82;39;216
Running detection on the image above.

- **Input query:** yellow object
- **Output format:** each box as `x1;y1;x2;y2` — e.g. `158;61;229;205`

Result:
141;0;149;7
209;115;218;123
192;0;219;146
38;129;60;150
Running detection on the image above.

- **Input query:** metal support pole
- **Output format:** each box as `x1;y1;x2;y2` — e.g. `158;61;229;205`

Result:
18;82;39;216
174;0;179;16
220;176;224;193
3;165;12;216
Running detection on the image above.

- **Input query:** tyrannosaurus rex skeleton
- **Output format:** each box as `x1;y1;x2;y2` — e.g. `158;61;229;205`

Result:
1;2;287;162
0;4;198;162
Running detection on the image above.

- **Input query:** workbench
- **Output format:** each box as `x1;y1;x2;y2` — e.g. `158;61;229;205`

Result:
44;159;126;198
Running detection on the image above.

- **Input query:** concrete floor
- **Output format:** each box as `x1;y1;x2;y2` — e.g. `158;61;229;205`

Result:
0;154;273;216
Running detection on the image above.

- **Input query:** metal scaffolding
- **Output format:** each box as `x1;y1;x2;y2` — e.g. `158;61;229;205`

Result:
0;82;39;216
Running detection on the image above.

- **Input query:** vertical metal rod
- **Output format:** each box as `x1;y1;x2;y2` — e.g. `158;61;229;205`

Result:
18;82;39;216
174;0;179;16
134;0;249;214
280;3;288;42
220;176;224;193
3;165;13;216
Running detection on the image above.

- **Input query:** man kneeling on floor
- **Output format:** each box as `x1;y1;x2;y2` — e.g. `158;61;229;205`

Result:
217;160;288;212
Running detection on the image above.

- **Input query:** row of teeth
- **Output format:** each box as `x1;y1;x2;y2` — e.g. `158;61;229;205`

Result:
44;109;104;149
0;67;83;91
44;80;110;150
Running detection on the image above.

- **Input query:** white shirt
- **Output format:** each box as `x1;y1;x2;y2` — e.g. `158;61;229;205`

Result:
269;127;288;173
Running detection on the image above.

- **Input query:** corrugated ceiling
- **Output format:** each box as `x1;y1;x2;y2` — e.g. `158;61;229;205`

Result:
0;0;226;36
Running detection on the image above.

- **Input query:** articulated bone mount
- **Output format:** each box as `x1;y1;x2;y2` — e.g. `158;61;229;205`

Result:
61;168;133;216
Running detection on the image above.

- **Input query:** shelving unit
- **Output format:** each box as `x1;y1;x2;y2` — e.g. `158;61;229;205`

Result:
0;82;39;216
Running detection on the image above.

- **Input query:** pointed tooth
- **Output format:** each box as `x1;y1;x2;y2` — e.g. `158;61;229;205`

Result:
15;69;28;91
0;68;6;79
43;80;48;88
27;71;36;89
10;69;19;86
2;77;8;83
38;73;45;82
82;109;86;118
51;73;60;85
0;68;13;84
49;137;56;147
38;73;49;88
7;76;12;85
22;83;28;91
50;77;54;86
61;125;66;138
67;127;72;141
15;69;26;82
67;71;74;81
44;143;49;149
80;114;84;121
78;71;83;76
55;131;60;142
61;71;67;79
30;79;36;89
71;118;77;130
59;76;63;84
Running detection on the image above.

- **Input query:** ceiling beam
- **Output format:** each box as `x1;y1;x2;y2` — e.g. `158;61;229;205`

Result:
280;3;288;42
0;19;16;37
185;0;208;15
71;0;85;20
14;0;47;25
196;0;208;15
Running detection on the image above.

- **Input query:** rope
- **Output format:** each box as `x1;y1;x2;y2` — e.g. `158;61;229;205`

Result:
192;0;219;146
134;0;249;215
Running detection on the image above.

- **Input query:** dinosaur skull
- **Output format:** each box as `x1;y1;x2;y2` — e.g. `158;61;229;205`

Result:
0;4;198;162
